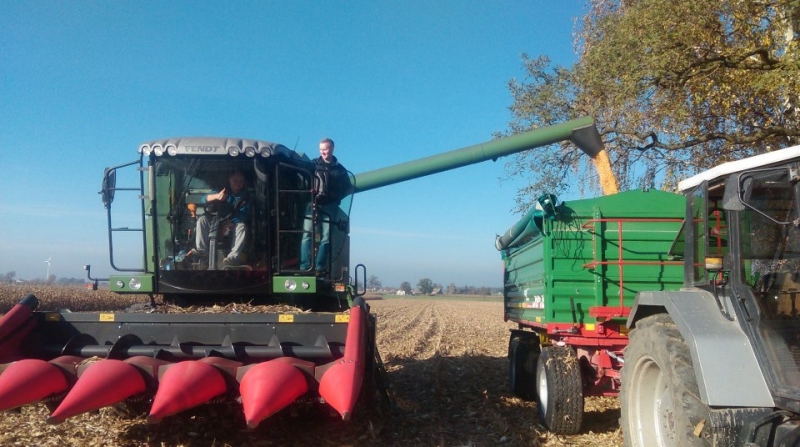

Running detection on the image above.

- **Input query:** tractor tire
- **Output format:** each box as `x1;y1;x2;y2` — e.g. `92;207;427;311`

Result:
620;313;712;447
535;346;584;434
509;335;538;400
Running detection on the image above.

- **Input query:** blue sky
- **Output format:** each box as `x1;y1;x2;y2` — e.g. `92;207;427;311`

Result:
0;1;587;288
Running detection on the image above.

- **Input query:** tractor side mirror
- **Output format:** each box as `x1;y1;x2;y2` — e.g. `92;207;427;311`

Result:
101;168;116;208
737;168;795;225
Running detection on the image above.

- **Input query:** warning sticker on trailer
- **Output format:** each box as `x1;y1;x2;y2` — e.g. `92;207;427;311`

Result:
279;314;294;323
521;289;544;309
99;314;115;322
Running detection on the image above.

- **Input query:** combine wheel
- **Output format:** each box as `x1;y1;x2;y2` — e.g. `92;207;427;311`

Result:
621;313;711;447
534;346;583;434
509;334;538;400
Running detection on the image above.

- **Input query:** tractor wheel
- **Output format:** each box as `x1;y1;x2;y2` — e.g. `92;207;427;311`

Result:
620;313;712;447
509;335;538;400
534;346;583;434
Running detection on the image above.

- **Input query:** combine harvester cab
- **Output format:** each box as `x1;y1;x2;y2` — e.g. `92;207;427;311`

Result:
499;187;686;434
0;117;605;428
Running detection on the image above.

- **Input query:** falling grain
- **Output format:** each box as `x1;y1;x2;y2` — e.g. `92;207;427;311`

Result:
591;150;619;196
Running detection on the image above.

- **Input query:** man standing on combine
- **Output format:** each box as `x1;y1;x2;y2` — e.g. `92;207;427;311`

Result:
194;170;251;267
300;138;351;271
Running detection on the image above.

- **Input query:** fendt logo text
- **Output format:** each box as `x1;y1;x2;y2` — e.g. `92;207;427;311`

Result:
185;145;220;152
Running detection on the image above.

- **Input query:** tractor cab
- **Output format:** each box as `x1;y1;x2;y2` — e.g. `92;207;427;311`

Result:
678;148;800;410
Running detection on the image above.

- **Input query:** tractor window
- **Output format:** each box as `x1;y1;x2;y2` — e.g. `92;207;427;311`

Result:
690;184;709;285
706;180;729;263
740;167;800;399
740;169;800;319
688;179;729;286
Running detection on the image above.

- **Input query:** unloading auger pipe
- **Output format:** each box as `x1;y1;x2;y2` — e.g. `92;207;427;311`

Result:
352;116;603;193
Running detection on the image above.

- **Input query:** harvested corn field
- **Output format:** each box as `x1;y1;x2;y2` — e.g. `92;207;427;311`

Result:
0;285;622;446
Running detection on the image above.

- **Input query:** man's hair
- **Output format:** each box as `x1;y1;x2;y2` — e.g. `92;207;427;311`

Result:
320;138;335;148
228;170;246;185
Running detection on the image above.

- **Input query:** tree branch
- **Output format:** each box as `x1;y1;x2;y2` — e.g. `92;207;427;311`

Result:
608;125;800;151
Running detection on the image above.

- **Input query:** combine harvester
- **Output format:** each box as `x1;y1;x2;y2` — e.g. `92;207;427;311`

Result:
499;139;800;444
0;118;602;428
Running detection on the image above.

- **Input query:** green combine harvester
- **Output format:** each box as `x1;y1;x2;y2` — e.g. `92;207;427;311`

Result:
0;117;601;429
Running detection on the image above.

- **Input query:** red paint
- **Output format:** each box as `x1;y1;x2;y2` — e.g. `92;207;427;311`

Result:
240;357;313;428
0;301;34;341
0;359;71;411
48;359;146;424
317;305;366;420
147;359;227;423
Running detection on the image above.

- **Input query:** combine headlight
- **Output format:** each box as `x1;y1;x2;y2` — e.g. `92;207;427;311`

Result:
301;281;310;290
140;145;152;156
228;146;240;157
244;146;256;157
115;280;125;288
284;279;297;291
128;278;142;291
166;144;177;156
152;144;164;156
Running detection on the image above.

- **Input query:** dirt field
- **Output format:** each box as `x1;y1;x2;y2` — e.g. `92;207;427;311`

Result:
0;287;622;446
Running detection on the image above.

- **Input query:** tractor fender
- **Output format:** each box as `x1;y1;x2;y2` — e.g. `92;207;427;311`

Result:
628;289;774;408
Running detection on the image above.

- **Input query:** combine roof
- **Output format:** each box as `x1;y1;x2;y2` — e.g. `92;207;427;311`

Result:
137;137;304;159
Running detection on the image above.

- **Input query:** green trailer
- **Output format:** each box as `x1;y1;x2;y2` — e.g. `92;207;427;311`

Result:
499;188;686;434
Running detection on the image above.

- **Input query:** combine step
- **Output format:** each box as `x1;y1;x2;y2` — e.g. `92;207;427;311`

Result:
0;296;373;427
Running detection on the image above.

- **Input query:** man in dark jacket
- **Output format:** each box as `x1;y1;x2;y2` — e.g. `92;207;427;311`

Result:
300;138;351;271
194;170;251;267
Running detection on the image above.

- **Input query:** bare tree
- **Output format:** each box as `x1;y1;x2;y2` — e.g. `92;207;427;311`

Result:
504;0;800;211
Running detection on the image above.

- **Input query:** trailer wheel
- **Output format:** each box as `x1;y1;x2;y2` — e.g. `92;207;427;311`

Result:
534;346;583;434
509;335;538;400
620;313;711;447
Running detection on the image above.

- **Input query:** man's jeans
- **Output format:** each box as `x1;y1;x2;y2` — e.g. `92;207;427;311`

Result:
300;204;337;270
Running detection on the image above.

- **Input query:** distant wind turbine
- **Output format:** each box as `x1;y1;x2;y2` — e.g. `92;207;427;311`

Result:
44;256;52;281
